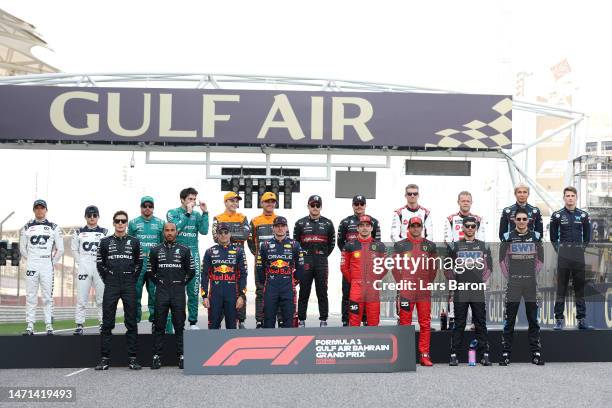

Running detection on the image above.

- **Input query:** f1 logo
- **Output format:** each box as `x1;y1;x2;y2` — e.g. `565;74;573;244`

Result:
203;336;314;367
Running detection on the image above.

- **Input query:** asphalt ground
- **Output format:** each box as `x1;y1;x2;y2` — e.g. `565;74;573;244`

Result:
1;363;611;408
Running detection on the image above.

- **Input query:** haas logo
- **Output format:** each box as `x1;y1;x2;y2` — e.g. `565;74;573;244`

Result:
30;235;50;245
82;242;99;252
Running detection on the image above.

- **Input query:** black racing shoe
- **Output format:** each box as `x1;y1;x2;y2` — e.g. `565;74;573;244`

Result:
73;324;84;336
128;357;142;370
22;327;34;336
499;352;510;366
480;353;492;366
577;318;594;330
95;357;110;371
46;329;54;336
98;324;103;333
342;321;349;327
553;318;564;330
178;355;184;369
151;355;161;370
238;322;246;329
256;321;263;329
532;352;545;366
277;319;284;328
298;320;306;328
320;320;328;328
449;354;459;366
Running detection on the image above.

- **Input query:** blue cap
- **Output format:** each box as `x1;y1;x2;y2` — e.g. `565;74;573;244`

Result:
33;199;47;209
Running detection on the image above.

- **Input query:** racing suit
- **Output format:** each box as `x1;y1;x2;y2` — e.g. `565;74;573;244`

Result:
392;236;437;354
294;215;335;321
256;237;304;328
549;207;590;320
390;205;433;242
446;239;492;358
147;241;194;357
202;243;248;329
72;226;108;324
337;214;381;324
97;234;141;358
19;219;64;325
247;212;277;323
443;212;485;320
499;230;543;353
341;237;387;327
166;207;209;324
498;202;543;241
127;216;164;323
212;211;249;323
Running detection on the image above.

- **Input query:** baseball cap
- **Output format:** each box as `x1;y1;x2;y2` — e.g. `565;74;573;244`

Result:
358;215;372;225
140;196;154;205
308;195;322;205
261;192;277;202
352;195;366;205
217;223;231;232
84;205;99;216
33;199;47;209
224;191;242;201
408;216;423;226
463;216;478;226
273;216;288;226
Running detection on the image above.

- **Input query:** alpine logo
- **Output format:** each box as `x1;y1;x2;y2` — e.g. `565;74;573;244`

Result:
203;336;314;367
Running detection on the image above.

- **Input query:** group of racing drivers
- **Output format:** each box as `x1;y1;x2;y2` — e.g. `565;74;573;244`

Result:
18;181;591;369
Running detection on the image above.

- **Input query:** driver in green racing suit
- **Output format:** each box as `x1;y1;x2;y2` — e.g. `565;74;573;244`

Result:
167;187;209;329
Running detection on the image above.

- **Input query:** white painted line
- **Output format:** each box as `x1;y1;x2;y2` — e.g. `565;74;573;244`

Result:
65;368;89;377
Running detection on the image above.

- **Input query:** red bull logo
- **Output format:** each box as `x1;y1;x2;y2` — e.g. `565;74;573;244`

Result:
272;259;290;268
214;264;234;274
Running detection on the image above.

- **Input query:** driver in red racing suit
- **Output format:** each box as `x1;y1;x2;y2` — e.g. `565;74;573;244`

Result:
392;216;438;366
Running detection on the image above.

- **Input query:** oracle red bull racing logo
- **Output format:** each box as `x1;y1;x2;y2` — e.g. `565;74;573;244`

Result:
271;259;290;268
213;264;233;273
203;336;314;366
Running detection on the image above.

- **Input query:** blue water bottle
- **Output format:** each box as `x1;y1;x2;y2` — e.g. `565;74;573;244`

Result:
468;339;478;366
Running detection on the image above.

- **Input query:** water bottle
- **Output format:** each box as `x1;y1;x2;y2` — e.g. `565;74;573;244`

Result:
440;309;448;331
468;339;478;366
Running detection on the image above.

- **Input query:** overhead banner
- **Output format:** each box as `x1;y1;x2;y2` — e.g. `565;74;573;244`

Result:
184;326;415;375
0;85;511;149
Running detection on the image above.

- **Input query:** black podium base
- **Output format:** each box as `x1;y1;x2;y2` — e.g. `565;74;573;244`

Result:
1;329;611;369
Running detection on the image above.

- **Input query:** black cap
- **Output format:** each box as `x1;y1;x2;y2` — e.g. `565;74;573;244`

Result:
33;199;47;209
308;195;322;205
352;195;366;205
273;216;288;226
217;223;230;232
463;216;478;225
84;205;99;216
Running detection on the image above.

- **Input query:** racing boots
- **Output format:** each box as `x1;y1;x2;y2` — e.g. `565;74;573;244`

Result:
449;354;459;366
480;353;492;366
420;353;434;366
499;352;511;366
532;352;545;366
73;324;84;336
151;355;161;370
128;357;142;370
95;357;110;371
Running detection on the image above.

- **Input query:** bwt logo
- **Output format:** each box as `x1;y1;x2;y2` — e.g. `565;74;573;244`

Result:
30;235;50;245
203;336;314;367
82;242;99;252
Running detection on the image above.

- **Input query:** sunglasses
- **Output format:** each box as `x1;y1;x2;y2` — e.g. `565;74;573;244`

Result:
141;204;154;209
405;192;419;196
309;203;321;208
218;230;230;235
114;219;128;224
353;202;366;207
463;224;477;229
86;214;99;218
515;217;529;222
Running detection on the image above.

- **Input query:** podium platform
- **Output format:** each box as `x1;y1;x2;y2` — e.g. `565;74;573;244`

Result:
1;329;611;369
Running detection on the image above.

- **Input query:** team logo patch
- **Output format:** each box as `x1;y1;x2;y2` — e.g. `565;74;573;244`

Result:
354;251;361;258
555;214;561;218
284;244;292;248
229;250;237;254
213;249;219;255
176;249;180;254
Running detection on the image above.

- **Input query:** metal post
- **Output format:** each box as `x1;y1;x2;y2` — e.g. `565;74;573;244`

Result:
0;211;15;240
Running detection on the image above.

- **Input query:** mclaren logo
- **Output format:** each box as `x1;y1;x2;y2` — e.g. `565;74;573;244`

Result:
203;336;314;366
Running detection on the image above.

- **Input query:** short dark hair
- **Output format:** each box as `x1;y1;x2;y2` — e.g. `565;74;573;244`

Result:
113;210;128;221
163;222;176;230
514;208;528;218
563;186;577;195
180;187;198;200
